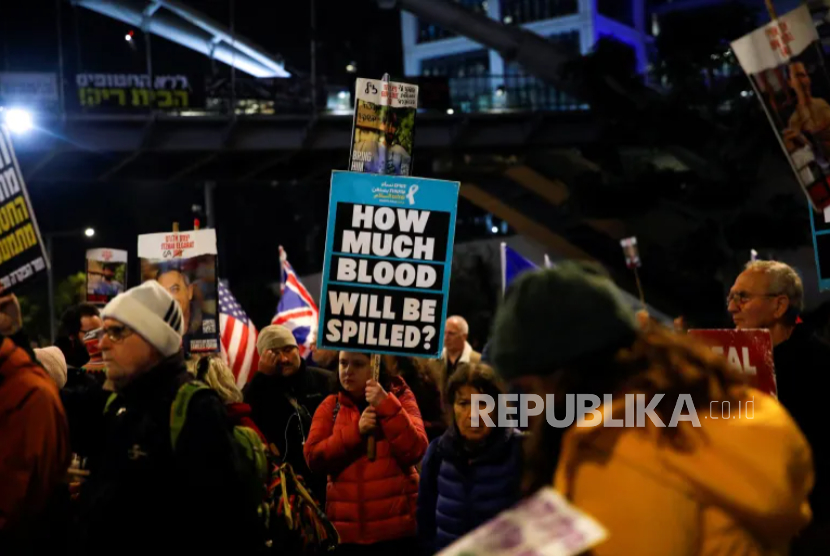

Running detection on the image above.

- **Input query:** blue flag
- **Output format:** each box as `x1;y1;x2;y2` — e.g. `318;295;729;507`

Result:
501;243;539;294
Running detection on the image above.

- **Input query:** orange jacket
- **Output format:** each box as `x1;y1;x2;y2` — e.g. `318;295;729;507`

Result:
554;387;813;555
0;336;70;533
304;377;428;545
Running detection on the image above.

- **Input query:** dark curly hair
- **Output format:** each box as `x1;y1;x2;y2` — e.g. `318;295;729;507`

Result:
445;362;508;427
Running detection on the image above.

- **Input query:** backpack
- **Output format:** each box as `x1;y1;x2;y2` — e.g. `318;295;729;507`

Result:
266;460;339;554
103;382;271;518
260;394;339;554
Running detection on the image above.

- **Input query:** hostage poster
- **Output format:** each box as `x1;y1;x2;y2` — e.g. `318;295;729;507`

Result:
0;125;49;291
318;171;459;358
86;248;127;305
138;229;219;354
731;4;830;211
349;77;418;176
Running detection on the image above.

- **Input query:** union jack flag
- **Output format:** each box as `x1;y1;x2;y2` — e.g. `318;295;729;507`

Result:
219;280;259;387
272;246;319;358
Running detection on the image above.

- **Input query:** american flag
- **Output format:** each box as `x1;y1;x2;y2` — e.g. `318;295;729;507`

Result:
219;280;260;387
272;246;319;358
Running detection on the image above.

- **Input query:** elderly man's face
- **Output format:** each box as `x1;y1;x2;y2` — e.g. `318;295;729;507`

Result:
444;319;466;353
100;318;160;390
157;271;193;329
727;270;788;330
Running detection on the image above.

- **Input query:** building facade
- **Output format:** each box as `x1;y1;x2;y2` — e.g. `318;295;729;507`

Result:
400;0;647;111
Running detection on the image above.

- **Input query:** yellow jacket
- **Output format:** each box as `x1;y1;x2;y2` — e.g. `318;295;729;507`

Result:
554;388;813;555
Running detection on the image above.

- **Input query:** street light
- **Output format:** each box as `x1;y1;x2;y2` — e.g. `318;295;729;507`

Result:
3;108;33;134
346;62;357;73
44;228;96;342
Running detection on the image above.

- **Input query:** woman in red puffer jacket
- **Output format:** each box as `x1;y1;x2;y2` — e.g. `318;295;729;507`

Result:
304;351;428;556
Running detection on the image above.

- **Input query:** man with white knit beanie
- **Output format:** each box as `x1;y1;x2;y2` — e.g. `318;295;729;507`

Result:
99;280;184;391
66;281;264;555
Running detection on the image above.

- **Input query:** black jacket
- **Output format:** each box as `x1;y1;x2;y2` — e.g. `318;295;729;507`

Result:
244;360;331;503
65;354;263;556
774;325;830;552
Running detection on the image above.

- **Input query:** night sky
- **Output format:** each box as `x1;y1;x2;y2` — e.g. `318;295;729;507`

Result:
2;0;410;324
2;0;404;78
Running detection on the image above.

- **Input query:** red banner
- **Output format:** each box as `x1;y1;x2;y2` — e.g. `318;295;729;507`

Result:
687;329;777;397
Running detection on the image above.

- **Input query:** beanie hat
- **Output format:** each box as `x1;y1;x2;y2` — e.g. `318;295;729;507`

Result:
102;281;184;358
256;324;298;356
35;346;67;389
491;261;637;381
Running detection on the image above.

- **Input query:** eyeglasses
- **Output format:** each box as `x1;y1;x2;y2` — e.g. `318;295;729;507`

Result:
726;291;782;307
97;325;135;344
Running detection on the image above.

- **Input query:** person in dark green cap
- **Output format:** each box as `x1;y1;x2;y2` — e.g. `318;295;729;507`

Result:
489;261;814;556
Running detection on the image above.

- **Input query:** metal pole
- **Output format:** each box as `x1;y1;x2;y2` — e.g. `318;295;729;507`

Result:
1;14;8;71
72;3;84;74
204;181;216;228
310;0;317;114
56;0;66;116
47;235;55;343
145;31;153;103
230;0;236;115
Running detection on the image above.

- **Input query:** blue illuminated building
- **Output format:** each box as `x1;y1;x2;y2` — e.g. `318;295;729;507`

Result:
402;1;646;75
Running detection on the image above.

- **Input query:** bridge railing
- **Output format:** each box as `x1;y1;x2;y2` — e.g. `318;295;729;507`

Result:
1;72;589;117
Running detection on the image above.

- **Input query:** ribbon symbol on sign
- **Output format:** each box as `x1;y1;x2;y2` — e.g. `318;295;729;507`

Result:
407;184;419;205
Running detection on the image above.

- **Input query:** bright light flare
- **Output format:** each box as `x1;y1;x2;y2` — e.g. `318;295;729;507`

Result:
3;109;33;134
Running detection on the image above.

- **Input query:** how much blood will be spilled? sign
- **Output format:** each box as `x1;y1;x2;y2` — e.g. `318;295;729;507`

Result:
318;171;460;357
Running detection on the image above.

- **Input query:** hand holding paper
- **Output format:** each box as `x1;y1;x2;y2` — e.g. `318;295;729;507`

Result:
436;488;608;556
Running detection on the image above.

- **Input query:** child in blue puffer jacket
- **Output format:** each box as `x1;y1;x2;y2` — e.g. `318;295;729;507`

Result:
416;363;523;554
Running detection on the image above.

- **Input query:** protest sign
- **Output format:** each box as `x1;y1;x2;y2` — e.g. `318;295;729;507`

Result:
620;236;641;269
86;248;127;305
0;126;49;291
687;329;777;396
436;487;608;556
348;77;418;176
731;4;830;211
809;205;830;290
138;229;219;354
317;171;459;357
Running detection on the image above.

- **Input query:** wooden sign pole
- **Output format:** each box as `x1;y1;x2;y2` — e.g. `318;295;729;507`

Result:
367;353;381;461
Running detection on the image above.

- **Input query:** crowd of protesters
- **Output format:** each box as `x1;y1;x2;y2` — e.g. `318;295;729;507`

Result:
1;258;828;555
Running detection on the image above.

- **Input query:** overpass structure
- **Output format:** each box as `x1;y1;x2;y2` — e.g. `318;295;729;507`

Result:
72;0;290;78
